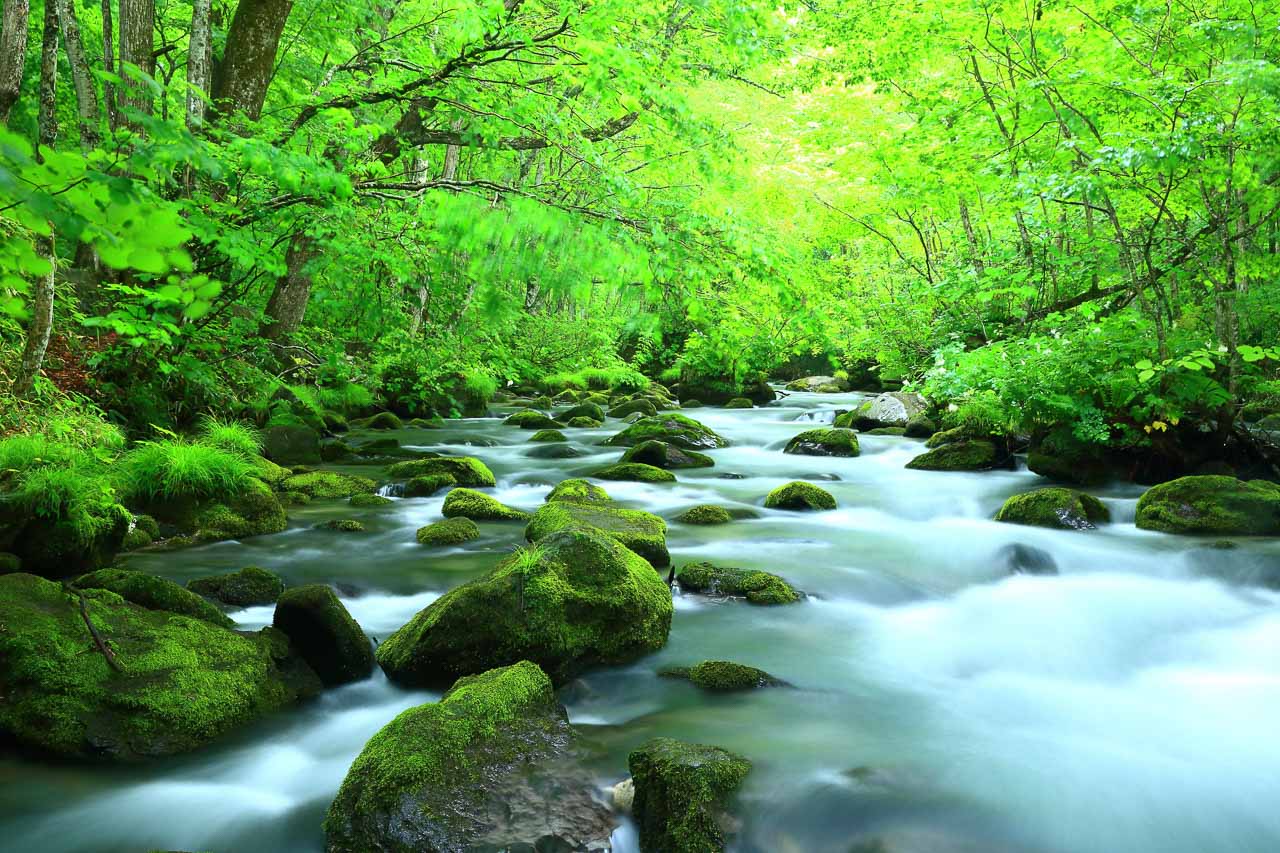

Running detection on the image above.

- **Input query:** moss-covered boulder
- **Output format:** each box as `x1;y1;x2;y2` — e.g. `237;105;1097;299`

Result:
609;398;658;419
527;444;586;460
403;474;452;497
566;416;603;429
783;428;860;457
504;410;562;430
386;456;496;487
281;471;376;499
924;426;964;448
905;440;998;471
349;493;393;508
1135;475;1280;535
546;478;611;504
659;660;787;691
261;423;322;466
903;415;937;438
74;569;234;628
723;397;754;409
677;562;801;604
442;488;529;521
529;429;567;443
850;392;928;428
629;738;751;853
144;477;287;544
366;412;404;430
416;517;480;546
324;662;613;853
0;486;131;579
378;529;673;686
621;439;715;469
1026;447;1113;486
526;500;669;567
786;376;848;393
764;481;836;511
187;566;285;607
0;573;320;761
562;402;606;422
273;585;372;686
995;488;1111;530
864;427;906;436
604;414;728;451
590;463;677;484
675;505;733;525
315;518;365;532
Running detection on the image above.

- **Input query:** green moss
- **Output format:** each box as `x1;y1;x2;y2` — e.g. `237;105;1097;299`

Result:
566;416;602;428
677;562;801;605
366;412;404;430
995;488;1111;530
0;463;131;578
562;402;605;422
608;399;658;419
528;429;567;443
904;416;937;438
1135;475;1280;535
764;481;836;511
187;566;285;606
273;584;372;686
121;526;154;551
864;427;906;436
0;552;20;573
315;518;366;532
783;428;860;457
133;514;161;539
590;463;677;483
629;737;751;853
905;439;998;471
416;517;481;546
621;440;714;469
281;471;376;499
660;660;786;691
924;426;965;448
675;505;733;525
723;397;753;409
546;479;611;504
442;488;529;521
386;457;496;487
604;414;728;450
504;410;562;430
526;500;669;567
405;474;455;497
349;493;394;508
378;529;673;686
75;569;234;628
0;574;318;761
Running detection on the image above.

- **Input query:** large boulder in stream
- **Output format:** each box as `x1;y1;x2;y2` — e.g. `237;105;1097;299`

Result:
386;456;496;487
659;660;788;692
604;414;727;451
785;375;849;393
629;737;752;853
844;392;927;429
995;488;1111;530
376;528;673;687
416;517;481;546
677;562;802;605
441;487;529;521
74;568;234;628
324;661;614;853
261;423;322;466
0;573;320;761
590;462;677;483
621;439;714;469
140;476;287;545
562;402;606;422
187;565;285;606
504;410;562;430
526;498;670;567
609;398;659;419
273;585;373;686
281;471;377;499
764;481;836;511
905;440;999;471
1135;475;1280;535
784;428;860;457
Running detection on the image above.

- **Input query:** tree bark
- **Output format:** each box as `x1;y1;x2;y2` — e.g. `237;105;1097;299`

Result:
101;0;117;129
11;234;55;396
54;0;101;149
261;234;317;340
118;0;154;122
37;0;58;149
186;0;212;128
0;0;29;124
213;0;293;120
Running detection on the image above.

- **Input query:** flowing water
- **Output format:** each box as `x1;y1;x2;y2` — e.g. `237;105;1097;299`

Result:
4;389;1280;853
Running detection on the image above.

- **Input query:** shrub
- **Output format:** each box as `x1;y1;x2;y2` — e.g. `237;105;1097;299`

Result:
117;439;258;503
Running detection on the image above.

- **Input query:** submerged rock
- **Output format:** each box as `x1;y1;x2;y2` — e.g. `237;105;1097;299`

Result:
526;499;670;567
273;585;373;686
187;566;285;606
416;517;480;546
1135;475;1280;535
621;439;715;469
675;505;733;525
629;737;751;853
0;573;320;761
590;462;677;483
442;487;529;521
659;660;788;691
995;488;1110;530
677;562;801;605
764;481;837;511
996;543;1059;576
386;456;496;487
604;414;728;450
324;662;614;853
378;528;673;686
905;440;998;472
74;569;234;628
783;428;860;457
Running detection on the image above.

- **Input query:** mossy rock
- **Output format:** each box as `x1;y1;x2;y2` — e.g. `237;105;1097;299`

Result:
546;479;611;504
850;392;928;428
1256;413;1280;431
0;552;22;574
1026;448;1113;486
566;416;603;429
319;440;352;462
904;416;937;438
324;661;613;853
675;505;733;525
315;518;365;532
995;488;1111;530
261;423;322;466
273;584;372;686
121;526;154;551
590;463;677;484
864;427;906;436
387;456;496;487
604;414;728;451
0;493;130;579
526;500;669;567
349;493;393;508
528;429;567;443
408;415;446;429
417;517;481;546
659;660;787;691
133;515;161;539
366;412;404;430
405;474;454;497
74;569;234;628
629;737;751;853
442;488;529;521
504;410;562;430
378;529;673;686
187;566;285;607
723;397;753;409
677;562;801;604
1135;475;1280;535
323;411;350;433
0;573;320;761
764;481;836;511
608;399;658;419
905;440;998;471
621;439;714;469
145;477;286;544
526;444;586;460
681;400;704;409
783;428;860;457
562;402;605;422
281;471;376;499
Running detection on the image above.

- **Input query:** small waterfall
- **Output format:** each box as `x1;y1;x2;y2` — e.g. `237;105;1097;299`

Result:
376;483;405;497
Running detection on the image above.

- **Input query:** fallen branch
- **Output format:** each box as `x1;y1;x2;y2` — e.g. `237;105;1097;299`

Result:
75;590;123;673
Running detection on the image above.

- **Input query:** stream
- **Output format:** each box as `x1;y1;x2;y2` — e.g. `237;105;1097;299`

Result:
4;388;1280;853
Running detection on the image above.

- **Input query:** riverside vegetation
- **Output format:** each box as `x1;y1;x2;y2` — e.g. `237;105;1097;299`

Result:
3;0;1280;851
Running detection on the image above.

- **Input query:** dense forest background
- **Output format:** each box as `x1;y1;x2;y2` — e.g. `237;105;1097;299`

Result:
3;0;1280;470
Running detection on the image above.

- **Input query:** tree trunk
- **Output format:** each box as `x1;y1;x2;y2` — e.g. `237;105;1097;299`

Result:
118;0;154;121
101;0;117;129
261;234;317;340
213;0;293;120
54;0;101;149
11;234;55;396
186;0;212;128
957;195;985;278
37;0;58;149
0;0;29;124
